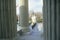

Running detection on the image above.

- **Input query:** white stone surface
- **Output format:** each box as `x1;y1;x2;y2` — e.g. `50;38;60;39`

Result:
17;23;44;40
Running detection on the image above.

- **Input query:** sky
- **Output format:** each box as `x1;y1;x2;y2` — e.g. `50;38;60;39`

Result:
16;0;43;15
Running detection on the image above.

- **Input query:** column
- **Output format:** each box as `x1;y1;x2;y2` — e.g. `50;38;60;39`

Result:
43;0;60;40
0;0;16;40
43;0;48;40
19;0;29;33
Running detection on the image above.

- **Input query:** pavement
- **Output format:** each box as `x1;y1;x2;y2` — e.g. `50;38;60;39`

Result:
16;23;44;40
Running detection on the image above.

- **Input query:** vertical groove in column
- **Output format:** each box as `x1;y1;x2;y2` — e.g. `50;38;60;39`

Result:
51;0;56;40
0;0;16;39
56;0;60;40
47;0;51;40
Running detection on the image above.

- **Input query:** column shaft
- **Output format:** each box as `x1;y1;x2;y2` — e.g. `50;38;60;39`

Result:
19;0;29;32
43;0;60;40
0;0;16;40
43;0;48;40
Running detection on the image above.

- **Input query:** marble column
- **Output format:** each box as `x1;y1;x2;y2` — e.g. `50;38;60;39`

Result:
19;0;29;32
0;0;16;40
43;0;48;40
43;0;60;40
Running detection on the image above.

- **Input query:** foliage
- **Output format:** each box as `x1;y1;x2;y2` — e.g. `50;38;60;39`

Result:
37;19;43;23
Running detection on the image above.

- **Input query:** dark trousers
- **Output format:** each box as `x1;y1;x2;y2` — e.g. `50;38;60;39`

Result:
32;23;36;29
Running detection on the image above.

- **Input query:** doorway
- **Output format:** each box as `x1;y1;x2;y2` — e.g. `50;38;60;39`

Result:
16;0;44;40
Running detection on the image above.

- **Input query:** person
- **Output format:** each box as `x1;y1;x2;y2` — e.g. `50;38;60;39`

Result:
28;13;37;35
31;13;37;29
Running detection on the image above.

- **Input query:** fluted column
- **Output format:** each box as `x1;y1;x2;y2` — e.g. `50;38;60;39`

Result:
19;0;29;32
0;0;16;40
43;0;48;40
43;0;60;40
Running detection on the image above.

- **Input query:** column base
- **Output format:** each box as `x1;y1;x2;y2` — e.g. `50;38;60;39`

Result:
18;26;30;33
22;27;30;33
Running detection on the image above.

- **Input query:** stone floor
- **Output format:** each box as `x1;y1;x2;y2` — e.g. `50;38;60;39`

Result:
16;23;44;40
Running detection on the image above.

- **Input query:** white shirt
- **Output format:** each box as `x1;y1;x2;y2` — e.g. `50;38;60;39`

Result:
31;15;36;23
